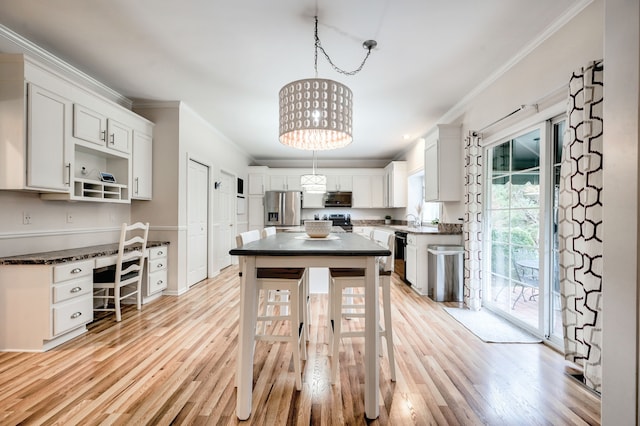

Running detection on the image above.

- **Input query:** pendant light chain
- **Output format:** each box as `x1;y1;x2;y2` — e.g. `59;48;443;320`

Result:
313;15;375;77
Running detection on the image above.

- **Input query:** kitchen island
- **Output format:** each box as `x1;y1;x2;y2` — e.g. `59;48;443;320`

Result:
230;231;390;420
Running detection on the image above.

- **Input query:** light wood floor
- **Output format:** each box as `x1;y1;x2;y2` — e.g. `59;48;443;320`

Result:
0;265;600;425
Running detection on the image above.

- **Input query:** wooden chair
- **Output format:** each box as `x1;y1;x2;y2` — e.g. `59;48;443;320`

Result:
328;228;397;384
93;222;149;322
236;230;307;390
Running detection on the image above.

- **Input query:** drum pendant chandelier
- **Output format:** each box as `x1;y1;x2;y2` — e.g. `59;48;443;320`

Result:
278;15;377;151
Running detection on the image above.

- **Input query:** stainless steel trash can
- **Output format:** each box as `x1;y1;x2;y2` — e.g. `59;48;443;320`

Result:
427;245;464;302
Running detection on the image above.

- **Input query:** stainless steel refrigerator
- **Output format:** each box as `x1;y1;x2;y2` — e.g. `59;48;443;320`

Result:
264;191;302;226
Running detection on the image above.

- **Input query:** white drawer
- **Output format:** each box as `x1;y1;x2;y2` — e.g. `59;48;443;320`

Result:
52;295;93;336
149;258;167;273
148;269;167;295
95;254;118;268
52;276;92;304
149;246;167;260
53;260;94;283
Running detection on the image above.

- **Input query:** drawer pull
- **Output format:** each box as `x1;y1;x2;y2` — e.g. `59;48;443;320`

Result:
157;263;163;268
70;287;82;293
71;268;82;274
157;251;163;256
157;280;163;285
70;312;82;319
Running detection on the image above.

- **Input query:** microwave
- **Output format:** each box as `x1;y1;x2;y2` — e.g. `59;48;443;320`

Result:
324;191;352;207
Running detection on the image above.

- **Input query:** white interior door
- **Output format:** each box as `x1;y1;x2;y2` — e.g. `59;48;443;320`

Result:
218;170;234;269
187;159;209;286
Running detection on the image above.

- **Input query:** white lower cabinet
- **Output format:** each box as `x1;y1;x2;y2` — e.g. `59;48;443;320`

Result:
52;260;94;336
0;259;94;351
406;241;418;287
144;245;168;299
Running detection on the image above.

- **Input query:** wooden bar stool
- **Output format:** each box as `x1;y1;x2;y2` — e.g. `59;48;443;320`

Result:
328;229;397;384
261;226;311;340
236;230;307;390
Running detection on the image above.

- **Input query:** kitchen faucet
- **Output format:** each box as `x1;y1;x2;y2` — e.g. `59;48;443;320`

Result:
405;214;419;228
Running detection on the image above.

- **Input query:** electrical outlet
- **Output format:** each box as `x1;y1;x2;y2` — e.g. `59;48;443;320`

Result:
23;212;32;225
66;211;73;223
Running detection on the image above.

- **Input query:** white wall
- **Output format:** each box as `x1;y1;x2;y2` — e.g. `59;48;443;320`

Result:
178;103;252;277
133;102;252;295
400;1;604;225
0;191;130;257
601;0;639;423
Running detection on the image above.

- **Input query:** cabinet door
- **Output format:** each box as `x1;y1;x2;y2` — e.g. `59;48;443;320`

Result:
248;173;265;194
73;104;106;146
132;131;152;199
424;141;439;201
326;175;352;191
351;176;371;208
286;175;301;191
406;244;417;285
248;195;264;231
302;191;324;208
370;175;385;208
270;175;287;190
27;84;71;191
107;119;132;154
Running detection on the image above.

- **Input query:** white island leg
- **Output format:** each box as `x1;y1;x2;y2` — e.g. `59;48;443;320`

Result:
236;256;258;420
364;256;380;419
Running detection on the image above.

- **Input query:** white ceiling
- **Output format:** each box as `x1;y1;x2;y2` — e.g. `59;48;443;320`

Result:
0;0;585;166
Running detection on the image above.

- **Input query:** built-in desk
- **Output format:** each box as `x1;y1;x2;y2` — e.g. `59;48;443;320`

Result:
0;241;169;352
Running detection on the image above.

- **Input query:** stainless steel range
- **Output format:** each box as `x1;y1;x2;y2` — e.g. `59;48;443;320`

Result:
328;213;352;232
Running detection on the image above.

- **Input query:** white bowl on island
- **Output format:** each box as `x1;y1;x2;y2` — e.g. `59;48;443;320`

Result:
304;220;332;238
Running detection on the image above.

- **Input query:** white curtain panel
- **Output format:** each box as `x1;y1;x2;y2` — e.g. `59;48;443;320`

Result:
463;132;483;311
558;60;604;393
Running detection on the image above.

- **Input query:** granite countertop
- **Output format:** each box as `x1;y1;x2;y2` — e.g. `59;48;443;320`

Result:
352;221;463;235
0;241;170;265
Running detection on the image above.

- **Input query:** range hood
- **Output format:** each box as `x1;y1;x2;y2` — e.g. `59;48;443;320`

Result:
324;191;352;207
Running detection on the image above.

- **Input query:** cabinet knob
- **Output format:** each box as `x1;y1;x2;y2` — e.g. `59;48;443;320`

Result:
157;251;163;256
70;286;82;293
157;280;163;285
157;263;163;268
70;312;82;319
71;268;82;274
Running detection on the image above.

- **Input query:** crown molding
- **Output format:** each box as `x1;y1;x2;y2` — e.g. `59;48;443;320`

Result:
437;0;594;126
0;24;132;109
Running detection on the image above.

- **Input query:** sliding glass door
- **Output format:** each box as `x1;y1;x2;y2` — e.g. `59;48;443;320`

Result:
484;126;543;331
483;118;565;346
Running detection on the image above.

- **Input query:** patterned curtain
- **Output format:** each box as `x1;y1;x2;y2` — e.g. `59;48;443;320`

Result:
558;60;604;393
463;132;483;311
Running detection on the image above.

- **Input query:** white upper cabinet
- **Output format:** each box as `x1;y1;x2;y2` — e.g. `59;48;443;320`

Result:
326;175;352;192
248;166;268;194
132;131;153;200
0;54;153;203
424;124;462;202
0;55;73;193
352;175;384;208
270;174;301;191
302;191;325;208
384;161;407;207
73;104;132;154
27;83;73;192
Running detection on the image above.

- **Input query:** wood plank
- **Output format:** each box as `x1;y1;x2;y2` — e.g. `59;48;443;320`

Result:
0;266;601;424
